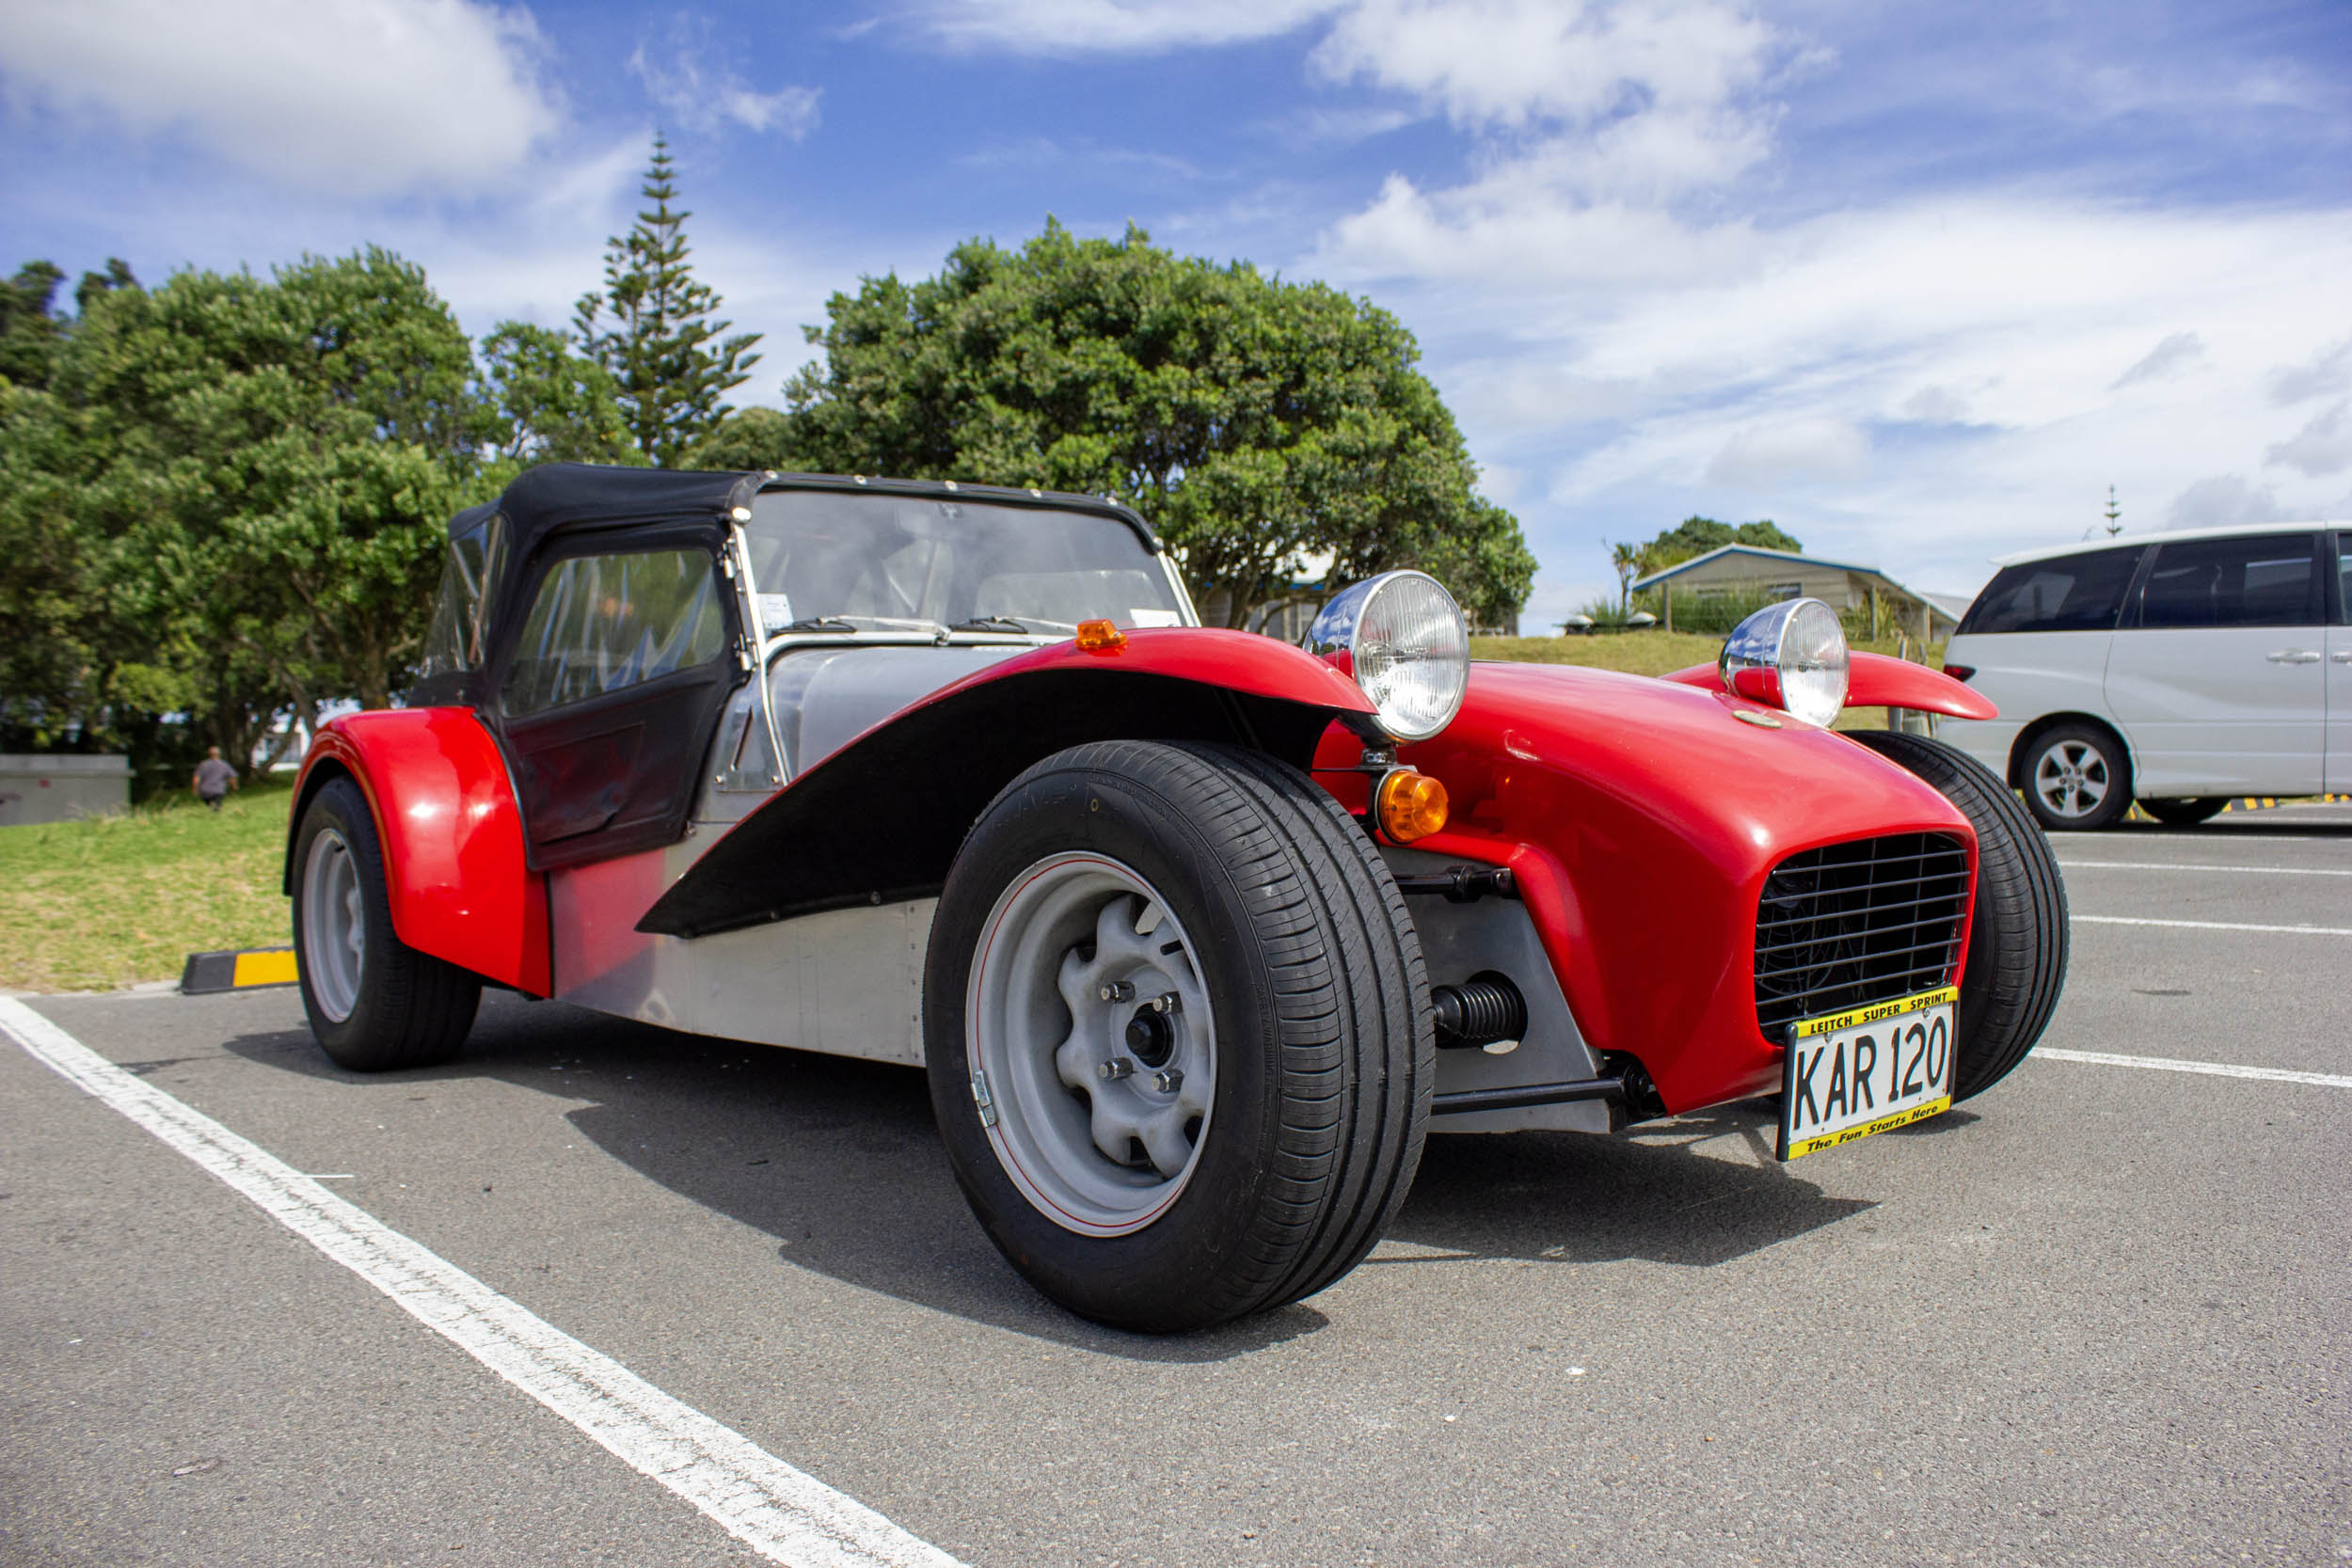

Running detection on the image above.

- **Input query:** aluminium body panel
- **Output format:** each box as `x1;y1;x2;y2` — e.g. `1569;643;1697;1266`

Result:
1386;847;1611;1135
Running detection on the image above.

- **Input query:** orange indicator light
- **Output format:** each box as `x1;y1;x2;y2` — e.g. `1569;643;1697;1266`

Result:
1075;619;1127;653
1376;768;1450;844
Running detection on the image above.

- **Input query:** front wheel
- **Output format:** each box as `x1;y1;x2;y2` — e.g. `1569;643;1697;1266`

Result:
293;776;481;1071
924;741;1431;1334
1849;730;2069;1101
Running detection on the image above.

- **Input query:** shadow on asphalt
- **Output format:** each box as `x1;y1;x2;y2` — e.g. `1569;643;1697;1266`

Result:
224;992;1894;1352
1386;1101;1883;1268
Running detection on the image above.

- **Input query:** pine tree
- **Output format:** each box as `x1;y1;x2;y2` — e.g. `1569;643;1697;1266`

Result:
574;136;761;467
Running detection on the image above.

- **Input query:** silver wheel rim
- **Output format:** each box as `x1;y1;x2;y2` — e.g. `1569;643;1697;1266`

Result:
301;829;365;1022
2033;739;2111;820
965;852;1216;1238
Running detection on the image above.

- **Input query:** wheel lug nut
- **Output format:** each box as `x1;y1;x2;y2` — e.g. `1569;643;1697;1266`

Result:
1098;1056;1136;1081
1147;990;1181;1015
1153;1068;1184;1093
1098;980;1136;1003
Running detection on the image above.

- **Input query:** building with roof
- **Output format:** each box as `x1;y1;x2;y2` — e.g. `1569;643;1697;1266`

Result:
1628;545;1961;641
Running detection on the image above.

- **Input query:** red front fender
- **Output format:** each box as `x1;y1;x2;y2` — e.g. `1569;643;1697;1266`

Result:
287;709;550;994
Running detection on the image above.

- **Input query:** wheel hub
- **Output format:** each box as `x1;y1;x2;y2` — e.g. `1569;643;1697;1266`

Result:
965;853;1216;1237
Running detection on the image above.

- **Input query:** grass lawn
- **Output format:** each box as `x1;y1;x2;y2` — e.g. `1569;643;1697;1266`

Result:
0;783;294;993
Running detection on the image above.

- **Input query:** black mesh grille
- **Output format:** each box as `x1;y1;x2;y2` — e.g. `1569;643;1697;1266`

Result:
1754;832;1971;1039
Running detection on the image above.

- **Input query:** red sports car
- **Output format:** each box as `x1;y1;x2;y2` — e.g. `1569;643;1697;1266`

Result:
287;464;2065;1332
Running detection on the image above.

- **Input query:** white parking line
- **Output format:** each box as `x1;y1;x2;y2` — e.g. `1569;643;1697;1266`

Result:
2074;915;2352;936
2057;860;2352;877
2036;1048;2352;1089
0;997;962;1568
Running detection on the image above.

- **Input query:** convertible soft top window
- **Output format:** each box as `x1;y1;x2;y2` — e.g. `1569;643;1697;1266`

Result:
742;490;1183;633
501;547;727;716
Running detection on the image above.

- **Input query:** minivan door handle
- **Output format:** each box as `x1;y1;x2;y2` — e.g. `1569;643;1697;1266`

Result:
2266;649;2322;663
2334;650;2352;664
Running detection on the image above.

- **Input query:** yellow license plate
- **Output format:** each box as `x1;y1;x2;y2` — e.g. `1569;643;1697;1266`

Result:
1777;986;1958;1161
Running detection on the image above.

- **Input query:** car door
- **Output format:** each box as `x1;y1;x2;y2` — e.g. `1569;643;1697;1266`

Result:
2103;531;2327;798
2329;531;2351;793
489;538;744;870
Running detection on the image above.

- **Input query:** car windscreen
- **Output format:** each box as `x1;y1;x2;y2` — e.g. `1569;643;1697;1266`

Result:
1956;545;2144;635
741;490;1183;634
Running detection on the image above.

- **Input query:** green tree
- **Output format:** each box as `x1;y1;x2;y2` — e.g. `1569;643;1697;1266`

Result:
0;261;68;389
774;219;1531;627
575;136;762;467
1644;515;1804;570
478;321;642;467
62;251;485;742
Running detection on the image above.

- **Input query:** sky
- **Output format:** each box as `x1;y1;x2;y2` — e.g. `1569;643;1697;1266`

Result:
4;0;2348;626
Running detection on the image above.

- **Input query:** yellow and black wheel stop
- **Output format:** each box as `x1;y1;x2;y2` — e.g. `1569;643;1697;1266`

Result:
181;947;300;995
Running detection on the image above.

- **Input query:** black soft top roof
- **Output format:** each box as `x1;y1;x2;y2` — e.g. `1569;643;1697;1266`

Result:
449;463;765;559
452;463;1162;558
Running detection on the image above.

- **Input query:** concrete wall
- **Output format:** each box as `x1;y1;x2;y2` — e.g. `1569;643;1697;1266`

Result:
0;754;131;827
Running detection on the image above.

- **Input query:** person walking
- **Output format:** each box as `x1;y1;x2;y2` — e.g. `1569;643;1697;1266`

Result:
192;747;238;812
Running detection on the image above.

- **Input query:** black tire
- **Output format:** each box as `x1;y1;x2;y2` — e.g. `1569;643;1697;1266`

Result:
292;776;481;1071
2017;722;2132;832
923;740;1432;1333
2140;797;2227;827
1848;730;2069;1101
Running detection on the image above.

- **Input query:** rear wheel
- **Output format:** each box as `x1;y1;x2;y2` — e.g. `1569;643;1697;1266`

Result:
1850;730;2068;1101
2019;723;2131;832
2140;796;2227;827
293;777;481;1071
924;740;1431;1333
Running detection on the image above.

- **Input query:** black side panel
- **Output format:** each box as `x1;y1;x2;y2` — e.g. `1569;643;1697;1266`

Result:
504;661;737;870
637;669;1341;938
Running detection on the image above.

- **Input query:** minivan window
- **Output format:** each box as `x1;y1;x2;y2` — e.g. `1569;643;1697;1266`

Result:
2134;532;2320;629
2338;532;2350;624
1957;546;2144;635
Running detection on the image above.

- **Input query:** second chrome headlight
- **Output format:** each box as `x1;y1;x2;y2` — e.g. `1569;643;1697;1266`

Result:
1720;597;1850;726
1307;570;1470;742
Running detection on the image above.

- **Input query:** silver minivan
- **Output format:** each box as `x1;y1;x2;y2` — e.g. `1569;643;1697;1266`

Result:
1938;522;2349;830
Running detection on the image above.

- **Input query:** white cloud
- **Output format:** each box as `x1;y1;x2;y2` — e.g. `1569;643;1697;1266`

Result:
2265;399;2352;478
2165;474;2285;531
1900;385;1969;423
1706;418;1867;485
913;0;1339;54
0;0;560;195
2108;330;2205;390
2267;335;2352;405
1310;0;1777;132
628;22;820;139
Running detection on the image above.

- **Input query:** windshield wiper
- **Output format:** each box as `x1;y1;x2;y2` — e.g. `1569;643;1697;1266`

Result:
781;617;859;634
950;615;1079;634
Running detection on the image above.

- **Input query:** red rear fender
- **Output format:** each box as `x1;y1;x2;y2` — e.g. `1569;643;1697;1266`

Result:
288;709;549;994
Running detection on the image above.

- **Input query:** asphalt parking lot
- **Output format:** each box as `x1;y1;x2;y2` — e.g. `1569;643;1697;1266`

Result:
5;804;2347;1568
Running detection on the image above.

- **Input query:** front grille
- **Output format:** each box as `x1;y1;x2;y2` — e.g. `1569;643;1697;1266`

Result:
1754;832;1971;1039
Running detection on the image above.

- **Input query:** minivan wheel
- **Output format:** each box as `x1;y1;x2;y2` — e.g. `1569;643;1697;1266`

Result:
2140;797;2227;827
2019;723;2131;832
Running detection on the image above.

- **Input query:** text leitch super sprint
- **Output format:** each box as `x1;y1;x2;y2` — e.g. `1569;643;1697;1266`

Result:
284;464;2067;1332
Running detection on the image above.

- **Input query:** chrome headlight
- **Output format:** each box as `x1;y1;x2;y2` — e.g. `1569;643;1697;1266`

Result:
1720;598;1850;726
1307;570;1470;742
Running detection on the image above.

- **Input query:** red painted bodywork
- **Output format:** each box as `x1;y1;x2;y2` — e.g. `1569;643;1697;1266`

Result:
1661;651;1998;721
289;709;551;995
1316;661;1978;1113
918;624;1380;721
